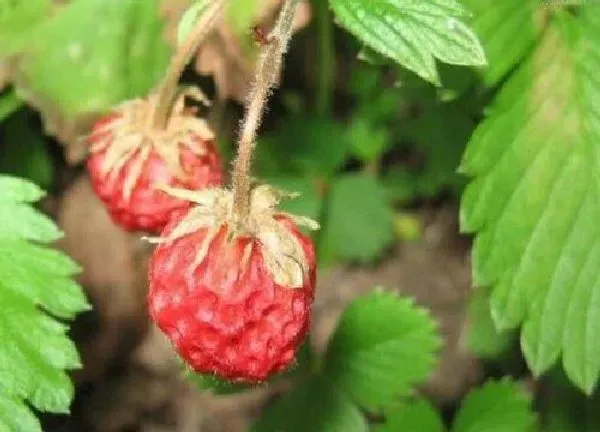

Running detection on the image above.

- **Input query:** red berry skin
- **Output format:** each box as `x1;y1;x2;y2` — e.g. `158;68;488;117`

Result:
148;214;316;382
87;116;222;233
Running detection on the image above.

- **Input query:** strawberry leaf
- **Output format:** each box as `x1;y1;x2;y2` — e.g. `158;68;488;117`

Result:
329;0;486;85
453;379;536;432
0;0;51;56
376;399;445;432
0;175;89;430
465;287;515;359
324;290;441;411
252;376;367;432
460;8;600;393
257;115;350;178
323;174;394;262
460;0;540;86
16;0;170;115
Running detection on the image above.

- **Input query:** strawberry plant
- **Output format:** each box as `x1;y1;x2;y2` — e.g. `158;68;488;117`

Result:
1;0;600;431
0;176;89;430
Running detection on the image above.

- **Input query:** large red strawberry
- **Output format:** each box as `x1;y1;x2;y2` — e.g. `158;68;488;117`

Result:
147;185;318;382
87;90;222;233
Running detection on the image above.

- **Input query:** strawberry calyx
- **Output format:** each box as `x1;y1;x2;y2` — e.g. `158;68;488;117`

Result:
89;87;214;200
147;185;319;288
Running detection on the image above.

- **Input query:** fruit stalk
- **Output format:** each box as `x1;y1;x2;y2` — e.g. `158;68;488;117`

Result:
151;0;229;129
231;0;302;221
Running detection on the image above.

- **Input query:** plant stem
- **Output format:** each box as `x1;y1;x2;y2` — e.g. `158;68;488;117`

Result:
311;0;334;116
231;0;301;220
151;0;228;130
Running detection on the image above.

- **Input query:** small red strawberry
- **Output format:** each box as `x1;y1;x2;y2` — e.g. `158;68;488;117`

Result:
86;89;222;233
147;185;318;382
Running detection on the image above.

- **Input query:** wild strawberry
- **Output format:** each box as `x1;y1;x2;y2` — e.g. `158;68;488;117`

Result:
147;185;318;382
86;89;222;233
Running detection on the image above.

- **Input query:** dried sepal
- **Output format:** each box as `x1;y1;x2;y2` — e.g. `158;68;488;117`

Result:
149;185;319;288
88;86;215;200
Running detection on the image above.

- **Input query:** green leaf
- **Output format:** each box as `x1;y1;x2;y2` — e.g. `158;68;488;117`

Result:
226;0;261;36
323;174;394;262
460;9;600;393
186;342;315;394
0;176;45;202
330;0;486;85
460;0;540;87
382;102;472;203
324;290;441;411
186;371;256;395
347;118;391;163
0;394;41;432
0;0;52;55
17;0;170;115
252;375;368;432
376;399;445;432
0;175;89;425
256;115;350;178
465;288;515;359
408;104;472;196
452;379;536;432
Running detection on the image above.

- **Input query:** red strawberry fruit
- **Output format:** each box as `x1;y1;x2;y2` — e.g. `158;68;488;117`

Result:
87;89;222;233
147;185;318;382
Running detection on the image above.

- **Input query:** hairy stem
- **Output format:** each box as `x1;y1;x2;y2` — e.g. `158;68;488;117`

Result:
312;0;334;115
231;0;301;220
151;0;228;129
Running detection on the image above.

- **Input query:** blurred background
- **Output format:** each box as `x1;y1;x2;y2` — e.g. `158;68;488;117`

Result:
0;0;547;430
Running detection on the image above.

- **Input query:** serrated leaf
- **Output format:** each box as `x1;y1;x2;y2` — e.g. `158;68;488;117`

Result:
460;9;600;393
324;290;441;411
330;0;486;85
376;399;445;432
252;376;368;432
16;0;169;115
323;174;394;262
453;379;536;432
0;175;89;421
0;176;45;202
0;394;41;432
461;0;540;87
465;288;515;359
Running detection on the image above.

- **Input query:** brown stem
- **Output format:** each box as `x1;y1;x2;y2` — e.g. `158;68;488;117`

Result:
151;0;228;130
231;0;301;220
